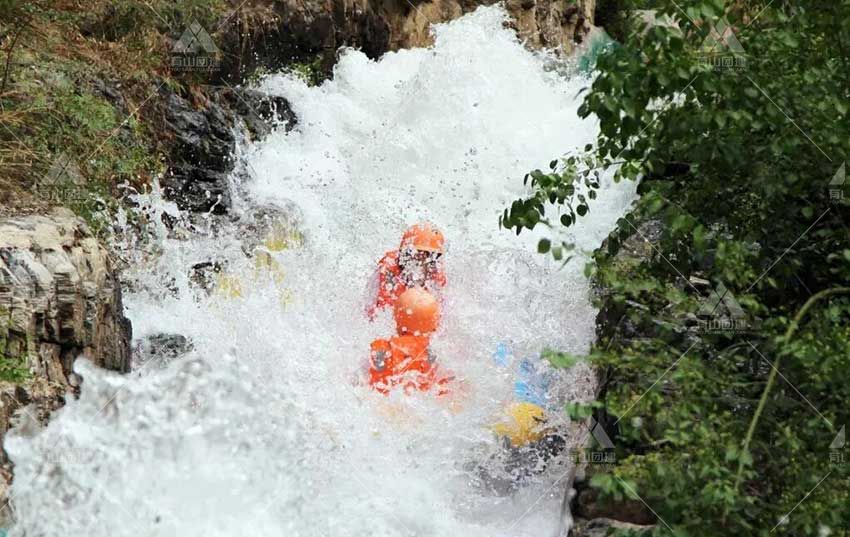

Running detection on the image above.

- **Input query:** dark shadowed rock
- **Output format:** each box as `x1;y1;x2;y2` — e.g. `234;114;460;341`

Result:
213;0;597;84
159;88;235;214
189;261;226;294
134;333;193;369
217;87;297;140
572;483;656;526
158;85;296;215
594;218;664;345
570;517;654;536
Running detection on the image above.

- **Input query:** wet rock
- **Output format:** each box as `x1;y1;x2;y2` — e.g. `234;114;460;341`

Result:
158;85;296;215
159;88;235;214
189;261;226;294
162;166;232;214
158;1;595;214
0;209;132;379
572;484;656;526
570;517;655;536
237;203;305;258
134;333;193;369
0;209;132;512
217;87;297;140
0;378;65;526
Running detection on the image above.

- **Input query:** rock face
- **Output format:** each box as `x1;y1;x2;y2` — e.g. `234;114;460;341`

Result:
573;481;656;526
0;209;132;377
158;86;296;214
0;209;132;469
0;210;132;516
216;0;596;82
160;89;235;214
560;217;665;535
501;0;595;50
371;0;595;52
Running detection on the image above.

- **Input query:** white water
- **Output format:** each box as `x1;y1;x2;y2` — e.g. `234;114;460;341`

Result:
5;7;635;537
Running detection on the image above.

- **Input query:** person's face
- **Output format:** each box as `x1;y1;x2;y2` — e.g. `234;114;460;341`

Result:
401;248;442;274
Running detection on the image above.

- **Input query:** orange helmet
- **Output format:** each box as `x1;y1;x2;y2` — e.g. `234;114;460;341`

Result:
400;223;445;254
394;288;440;335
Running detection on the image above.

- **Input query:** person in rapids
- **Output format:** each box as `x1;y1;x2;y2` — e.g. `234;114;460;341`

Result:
368;288;454;395
366;223;446;319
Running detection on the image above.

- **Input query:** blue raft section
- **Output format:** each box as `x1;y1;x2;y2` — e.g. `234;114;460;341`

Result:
576;28;618;75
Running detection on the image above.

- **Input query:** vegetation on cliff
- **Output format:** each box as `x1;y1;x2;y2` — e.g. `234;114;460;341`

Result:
0;0;313;220
505;0;850;535
0;0;226;217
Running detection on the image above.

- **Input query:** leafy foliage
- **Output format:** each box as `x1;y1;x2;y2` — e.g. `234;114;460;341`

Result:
288;55;330;87
505;1;850;534
0;0;228;220
500;152;604;261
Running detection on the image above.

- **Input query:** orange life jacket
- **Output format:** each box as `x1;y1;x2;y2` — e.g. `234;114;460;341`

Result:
368;251;446;318
368;335;452;395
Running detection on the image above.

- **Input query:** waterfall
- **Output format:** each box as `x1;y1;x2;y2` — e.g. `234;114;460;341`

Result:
5;7;635;537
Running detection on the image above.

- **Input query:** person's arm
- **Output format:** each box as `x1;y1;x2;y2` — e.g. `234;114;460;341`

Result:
365;258;386;320
365;270;380;320
433;263;447;287
366;251;401;320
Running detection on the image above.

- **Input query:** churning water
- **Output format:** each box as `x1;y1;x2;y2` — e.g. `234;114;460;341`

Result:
5;7;635;537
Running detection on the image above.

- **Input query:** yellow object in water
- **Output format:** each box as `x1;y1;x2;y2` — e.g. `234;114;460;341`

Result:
212;224;301;304
492;402;549;448
215;272;244;298
215;260;292;307
253;250;287;285
262;223;304;252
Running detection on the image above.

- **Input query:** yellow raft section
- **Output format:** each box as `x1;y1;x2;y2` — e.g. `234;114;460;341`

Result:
213;219;304;308
491;401;551;448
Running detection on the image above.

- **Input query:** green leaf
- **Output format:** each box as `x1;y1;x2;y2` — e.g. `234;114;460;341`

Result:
542;349;580;368
565;401;598;419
